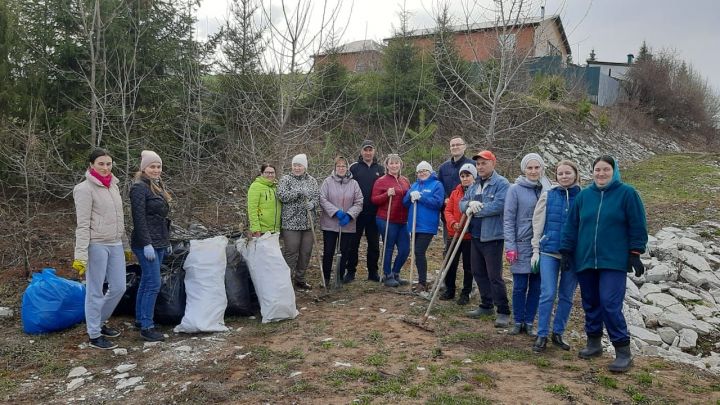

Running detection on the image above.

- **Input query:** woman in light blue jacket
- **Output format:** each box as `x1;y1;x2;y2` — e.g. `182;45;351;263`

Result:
503;153;551;335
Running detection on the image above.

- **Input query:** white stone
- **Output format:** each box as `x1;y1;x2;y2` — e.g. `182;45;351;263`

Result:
668;288;703;302
655;229;678;240
704;317;720;326
289;371;302;378
699;271;720;288
116;377;143;390
0;307;13;317
628;325;663;346
67;367;88;379
691;304;717;319
657;327;678;345
678;329;699;349
645;292;681;308
334;362;352;367
703;253;720;267
640;283;662;298
66;378;84;392
115;364;137;374
659;313;713;335
680;268;706;287
678;237;706;253
143;342;161;349
639;305;664;327
645;264;677;282
113;348;128;356
174;346;192;353
625;279;642;301
625;296;643;309
113;373;129;380
624;306;645;327
682;251;712;272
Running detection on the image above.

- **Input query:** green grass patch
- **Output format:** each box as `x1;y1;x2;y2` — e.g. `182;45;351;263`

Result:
325;367;380;388
470;369;496;388
544;383;570;395
366;330;383;342
634;371;653;387
441;331;484;344
288;379;317;394
426;392;491;405
428;366;463;386
534;357;552;368
365;352;388;367
341;339;358;348
624;385;649;404
471;348;533;363
598;374;618;389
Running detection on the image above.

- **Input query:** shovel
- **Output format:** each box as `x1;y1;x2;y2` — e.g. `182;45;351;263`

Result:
408;200;418;291
334;230;343;289
378;194;393;283
307;206;327;291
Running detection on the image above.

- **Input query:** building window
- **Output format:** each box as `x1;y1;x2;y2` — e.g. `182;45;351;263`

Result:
547;41;560;56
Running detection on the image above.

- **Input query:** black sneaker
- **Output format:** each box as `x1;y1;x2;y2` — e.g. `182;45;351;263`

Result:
367;273;380;282
457;294;470;305
140;328;165;342
89;336;118;350
294;281;312;290
342;273;355;284
439;292;455;301
101;325;121;338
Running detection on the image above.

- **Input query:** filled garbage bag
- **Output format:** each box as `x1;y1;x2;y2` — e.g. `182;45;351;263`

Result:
174;236;229;333
21;268;86;334
154;264;186;325
224;244;258;316
236;233;299;323
112;264;141;316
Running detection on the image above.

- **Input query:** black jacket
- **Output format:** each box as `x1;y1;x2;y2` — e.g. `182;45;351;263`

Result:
349;156;385;215
130;178;170;249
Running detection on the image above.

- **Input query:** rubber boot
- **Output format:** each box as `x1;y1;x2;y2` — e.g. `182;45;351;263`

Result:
578;335;603;359
532;336;547;353
608;344;633;373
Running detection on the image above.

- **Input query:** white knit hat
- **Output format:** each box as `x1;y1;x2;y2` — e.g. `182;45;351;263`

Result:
416;161;432;172
292;153;308;169
140;150;162;171
459;163;477;179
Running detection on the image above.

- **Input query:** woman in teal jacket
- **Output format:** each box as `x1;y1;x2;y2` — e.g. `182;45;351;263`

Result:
247;164;281;235
560;156;647;373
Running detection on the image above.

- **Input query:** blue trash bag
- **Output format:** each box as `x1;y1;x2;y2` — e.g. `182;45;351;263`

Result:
21;268;86;334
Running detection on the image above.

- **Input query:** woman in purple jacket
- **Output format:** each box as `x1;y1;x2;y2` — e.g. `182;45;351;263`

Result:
319;156;364;286
503;153;551;335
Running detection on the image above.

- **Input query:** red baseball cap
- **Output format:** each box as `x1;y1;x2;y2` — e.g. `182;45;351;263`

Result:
472;150;496;161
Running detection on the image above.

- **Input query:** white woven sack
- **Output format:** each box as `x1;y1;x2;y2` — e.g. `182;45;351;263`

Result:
236;233;298;323
174;236;229;333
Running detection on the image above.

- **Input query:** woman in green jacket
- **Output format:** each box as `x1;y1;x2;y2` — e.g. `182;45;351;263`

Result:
247;164;281;236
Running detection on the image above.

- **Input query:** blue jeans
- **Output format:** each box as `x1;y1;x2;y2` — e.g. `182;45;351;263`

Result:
536;254;578;337
133;247;166;330
376;218;410;277
576;268;629;346
512;273;541;324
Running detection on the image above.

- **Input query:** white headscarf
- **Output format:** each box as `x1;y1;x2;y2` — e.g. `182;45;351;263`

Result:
520;153;552;192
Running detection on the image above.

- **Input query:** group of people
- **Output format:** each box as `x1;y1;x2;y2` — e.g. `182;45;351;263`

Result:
72;138;648;373
73;148;171;349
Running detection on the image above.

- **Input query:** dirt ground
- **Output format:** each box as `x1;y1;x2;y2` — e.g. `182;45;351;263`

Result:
2;245;720;404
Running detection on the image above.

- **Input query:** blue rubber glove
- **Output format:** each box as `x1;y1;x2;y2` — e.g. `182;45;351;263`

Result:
143;245;156;262
338;214;351;227
335;209;345;219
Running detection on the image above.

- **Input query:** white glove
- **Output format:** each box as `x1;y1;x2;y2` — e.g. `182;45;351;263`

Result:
530;251;540;272
306;201;314;211
410;191;421;203
466;201;483;215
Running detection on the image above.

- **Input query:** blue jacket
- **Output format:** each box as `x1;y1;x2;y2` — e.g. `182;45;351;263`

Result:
503;177;543;274
437;155;474;197
539;185;581;254
560;177;648;273
460;171;509;241
403;173;444;235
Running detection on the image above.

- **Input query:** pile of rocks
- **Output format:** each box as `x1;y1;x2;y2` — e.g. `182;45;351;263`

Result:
622;221;720;372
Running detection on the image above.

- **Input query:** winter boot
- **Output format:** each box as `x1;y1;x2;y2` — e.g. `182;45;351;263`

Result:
342;271;356;284
578;335;603;359
608;344;633;373
494;313;511;328
525;323;536;337
383;274;399;288
532;336;548;353
551;333;571;351
508;323;524;335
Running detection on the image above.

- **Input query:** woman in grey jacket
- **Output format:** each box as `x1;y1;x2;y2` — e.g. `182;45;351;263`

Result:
503;153;551;335
277;154;320;290
319;156;363;285
72;148;130;350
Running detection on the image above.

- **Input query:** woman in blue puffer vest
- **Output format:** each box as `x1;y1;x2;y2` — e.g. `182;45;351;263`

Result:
530;160;581;353
561;155;648;373
503;153;551;336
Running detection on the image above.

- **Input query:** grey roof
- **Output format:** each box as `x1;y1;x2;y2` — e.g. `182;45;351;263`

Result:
316;40;385;56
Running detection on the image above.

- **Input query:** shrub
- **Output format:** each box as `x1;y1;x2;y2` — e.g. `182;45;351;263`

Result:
531;74;567;101
577;98;592;120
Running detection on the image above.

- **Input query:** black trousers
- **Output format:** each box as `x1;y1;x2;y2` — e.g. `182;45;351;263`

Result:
471;239;510;314
322;231;353;281
347;212;380;277
443;239;473;296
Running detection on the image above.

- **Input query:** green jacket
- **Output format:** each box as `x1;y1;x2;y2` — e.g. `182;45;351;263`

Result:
247;176;281;233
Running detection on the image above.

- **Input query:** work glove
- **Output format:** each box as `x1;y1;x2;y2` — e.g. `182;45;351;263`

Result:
306;201;314;211
72;259;87;277
465;201;483;216
124;250;133;262
410;191;421;203
530;251;540;274
338;214;351;227
166;245;173;255
143;244;156;262
628;252;645;277
335;209;346;219
560;251;573;272
505;250;518;264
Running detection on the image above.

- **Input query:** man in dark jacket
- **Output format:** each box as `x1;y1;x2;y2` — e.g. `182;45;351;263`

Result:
437;137;474;199
348;140;385;282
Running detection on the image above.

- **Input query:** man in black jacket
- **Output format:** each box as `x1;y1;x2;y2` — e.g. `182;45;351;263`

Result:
347;140;385;282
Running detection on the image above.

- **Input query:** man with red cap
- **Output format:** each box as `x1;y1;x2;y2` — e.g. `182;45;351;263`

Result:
459;150;511;327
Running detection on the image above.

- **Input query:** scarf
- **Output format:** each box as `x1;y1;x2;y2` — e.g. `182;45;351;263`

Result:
90;168;112;188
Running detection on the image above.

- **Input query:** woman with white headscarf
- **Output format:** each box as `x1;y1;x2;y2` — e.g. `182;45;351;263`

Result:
503;153;551;336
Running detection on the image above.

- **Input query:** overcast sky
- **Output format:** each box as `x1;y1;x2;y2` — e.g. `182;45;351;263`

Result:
195;0;720;93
